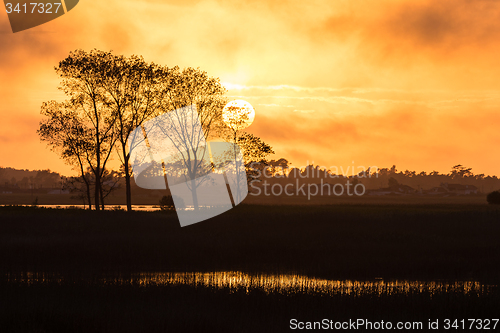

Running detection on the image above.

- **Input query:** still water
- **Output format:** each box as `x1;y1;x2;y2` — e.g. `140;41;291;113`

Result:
2;204;162;211
1;205;204;211
3;271;495;297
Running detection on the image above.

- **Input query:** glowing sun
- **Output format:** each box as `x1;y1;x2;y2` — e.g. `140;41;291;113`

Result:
222;100;255;131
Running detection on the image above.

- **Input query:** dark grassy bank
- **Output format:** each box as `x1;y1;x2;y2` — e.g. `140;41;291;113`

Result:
2;204;500;332
1;204;500;281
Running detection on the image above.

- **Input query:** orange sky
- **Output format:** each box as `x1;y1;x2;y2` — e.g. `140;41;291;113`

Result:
1;0;500;176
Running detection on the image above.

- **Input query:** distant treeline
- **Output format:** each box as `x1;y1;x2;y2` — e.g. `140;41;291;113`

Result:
369;164;499;192
2;163;500;195
252;163;500;193
0;167;62;190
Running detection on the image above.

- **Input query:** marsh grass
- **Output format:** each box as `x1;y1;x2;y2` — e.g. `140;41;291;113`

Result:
1;278;499;333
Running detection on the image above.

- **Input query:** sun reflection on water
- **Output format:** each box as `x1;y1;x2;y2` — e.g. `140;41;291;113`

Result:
4;271;494;297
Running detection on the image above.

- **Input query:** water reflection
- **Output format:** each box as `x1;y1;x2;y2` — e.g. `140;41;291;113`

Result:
4;271;495;297
0;204;161;211
0;204;209;211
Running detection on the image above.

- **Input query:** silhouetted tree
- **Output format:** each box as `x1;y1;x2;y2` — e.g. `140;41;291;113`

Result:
450;164;473;178
487;191;500;205
39;101;94;207
267;158;291;176
52;49;119;211
138;67;227;211
65;168;121;209
102;53;162;212
236;133;274;164
159;194;185;211
65;171;93;209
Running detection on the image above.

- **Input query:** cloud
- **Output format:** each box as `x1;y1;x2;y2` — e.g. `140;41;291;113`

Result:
293;110;315;113
249;101;500;175
1;0;500;176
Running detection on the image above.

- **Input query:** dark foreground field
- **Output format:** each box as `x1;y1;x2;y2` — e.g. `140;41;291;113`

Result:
1;204;500;279
1;204;500;332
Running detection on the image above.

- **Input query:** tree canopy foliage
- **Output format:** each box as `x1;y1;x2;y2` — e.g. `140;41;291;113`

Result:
38;49;273;210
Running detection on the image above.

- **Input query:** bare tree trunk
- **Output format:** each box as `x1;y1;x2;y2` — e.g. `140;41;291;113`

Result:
95;170;101;210
93;98;101;211
100;183;105;210
94;161;101;210
123;149;132;212
191;179;199;211
77;159;92;210
83;175;92;210
86;185;92;210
